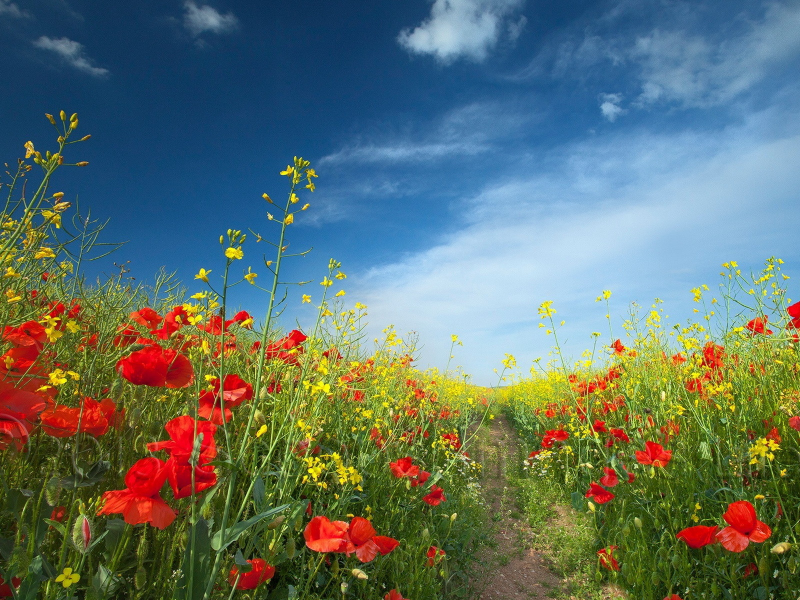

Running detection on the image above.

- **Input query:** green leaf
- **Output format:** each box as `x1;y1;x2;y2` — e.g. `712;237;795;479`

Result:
252;476;266;508
211;504;291;552
87;564;120;600
60;459;110;489
173;517;211;600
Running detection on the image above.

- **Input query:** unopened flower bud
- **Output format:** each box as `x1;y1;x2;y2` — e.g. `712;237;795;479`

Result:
351;568;368;580
634;517;643;529
59;110;66;121
76;161;89;167
46;113;56;125
771;542;792;554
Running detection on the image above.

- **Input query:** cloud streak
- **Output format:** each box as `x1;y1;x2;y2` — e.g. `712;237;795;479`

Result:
33;36;108;77
351;106;800;384
183;1;238;37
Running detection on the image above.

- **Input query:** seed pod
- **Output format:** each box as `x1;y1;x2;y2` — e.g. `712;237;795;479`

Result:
267;516;285;530
135;565;147;590
286;536;295;558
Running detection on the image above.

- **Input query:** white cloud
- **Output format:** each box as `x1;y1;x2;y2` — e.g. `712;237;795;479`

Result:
0;0;28;18
398;0;526;63
599;92;625;122
631;2;800;107
183;1;238;37
351;108;800;384
33;36;108;77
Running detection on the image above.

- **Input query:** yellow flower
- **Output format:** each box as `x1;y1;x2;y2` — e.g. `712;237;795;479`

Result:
280;166;294;176
244;269;257;284
256;424;268;438
5;289;21;303
24;141;35;158
301;294;311;303
335;290;345;297
55;567;80;588
284;213;294;225
320;277;332;287
224;247;243;260
34;247;56;259
195;268;211;282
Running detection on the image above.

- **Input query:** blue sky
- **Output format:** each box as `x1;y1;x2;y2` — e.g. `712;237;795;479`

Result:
2;0;799;384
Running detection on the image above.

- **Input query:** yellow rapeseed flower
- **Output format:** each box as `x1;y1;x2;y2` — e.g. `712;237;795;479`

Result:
302;294;311;303
55;567;80;588
225;247;243;260
195;268;211;282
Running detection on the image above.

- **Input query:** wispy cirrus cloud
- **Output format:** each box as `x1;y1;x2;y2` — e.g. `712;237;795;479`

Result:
398;0;527;63
0;0;29;18
182;1;238;37
33;36;108;77
351;103;800;384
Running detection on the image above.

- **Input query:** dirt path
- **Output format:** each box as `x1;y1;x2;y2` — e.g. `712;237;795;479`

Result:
473;415;562;600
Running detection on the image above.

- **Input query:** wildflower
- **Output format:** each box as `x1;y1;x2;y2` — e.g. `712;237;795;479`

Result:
635;441;672;467
198;374;253;424
599;467;619;488
97;457;176;529
40;397;122;438
302;294;311;303
0;576;21;597
609;428;630;443
129;307;162;329
304;515;349;552
597;546;619;570
585;482;614;504
345;516;399;563
147;415;217;465
789;416;800;431
676;525;719;548
244;269;257;284
55;567;80;588
116;345;194;388
194;268;211;282
610;339;626;354
224;247;244;260
745;315;773;335
389;456;420;479
228;559;275;590
422;486;447;506
385;590;409;600
716;500;771;552
426;546;446;566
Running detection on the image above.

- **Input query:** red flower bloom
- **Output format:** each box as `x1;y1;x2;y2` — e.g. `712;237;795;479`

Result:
197;374;253;424
597;546;619;570
264;329;307;362
116;345;194;388
40;397;122;438
422;485;447;506
610;339;626;355
344;517;400;563
743;562;758;578
0;576;21;598
676;525;719;548
426;545;446;566
789;416;800;431
147;415;217;464
50;505;67;522
745;315;773;335
0;382;52;450
129;307;162;329
716;500;771;552
599;467;619;487
228;558;275;590
585;482;614;504
664;596;683;600
609;428;630;443
304;515;349;553
385;590;409;600
166;458;217;499
635;441;672;467
592;419;607;433
390;456;420;479
410;470;430;487
97;457;176;529
702;342;725;370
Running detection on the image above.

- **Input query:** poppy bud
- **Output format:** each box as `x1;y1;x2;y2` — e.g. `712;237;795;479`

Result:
71;515;92;553
351;568;367;580
771;542;791;554
135;565;147;590
422;528;429;539
331;559;339;576
450;513;457;522
267;516;285;530
286;537;295;558
634;517;643;529
340;583;348;594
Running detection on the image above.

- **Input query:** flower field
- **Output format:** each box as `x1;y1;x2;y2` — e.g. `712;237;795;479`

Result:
503;262;800;600
0;114;490;600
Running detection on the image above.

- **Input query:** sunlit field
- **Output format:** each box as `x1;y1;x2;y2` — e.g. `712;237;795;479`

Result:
502;260;800;600
0;115;490;600
3;114;800;600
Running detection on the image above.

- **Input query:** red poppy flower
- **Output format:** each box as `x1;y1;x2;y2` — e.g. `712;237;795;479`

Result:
609;428;630;443
345;517;399;563
385;590;409;600
0;576;21;598
390;456;420;479
426;545;446;566
422;485;446;506
441;432;461;450
410;470;430;487
113;324;141;347
635;441;672;467
147;415;218;465
198;374;253;424
585;482;614;504
597;546;619;570
743;562;758;578
592;419;607;433
264;330;307;360
225;310;253;329
166;458;217;499
97;457;176;529
40;397;121;438
745;315;773;335
671;353;687;365
702;342;725;370
789;416;800;431
150;306;189;339
304;515;349;553
599;467;619;487
676;525;719;548
716;500;771;552
2;320;47;351
610;339;626;355
228;558;275;590
116;345;194;388
664;596;683;600
130;307;162;329
50;505;66;522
